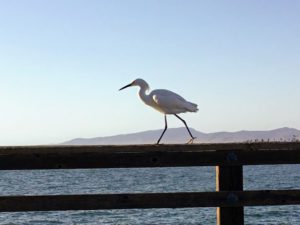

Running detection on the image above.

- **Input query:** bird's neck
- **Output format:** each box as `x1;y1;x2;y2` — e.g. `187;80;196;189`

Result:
138;87;151;105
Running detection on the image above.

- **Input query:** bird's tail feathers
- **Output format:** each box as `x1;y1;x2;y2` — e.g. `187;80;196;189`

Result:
186;102;198;112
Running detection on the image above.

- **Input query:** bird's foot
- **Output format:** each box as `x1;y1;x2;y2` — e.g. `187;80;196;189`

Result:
187;137;196;144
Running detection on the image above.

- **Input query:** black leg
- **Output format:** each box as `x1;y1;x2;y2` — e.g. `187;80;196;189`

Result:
157;114;168;144
174;114;196;143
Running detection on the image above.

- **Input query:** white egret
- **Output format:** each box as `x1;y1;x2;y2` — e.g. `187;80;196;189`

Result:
119;78;198;144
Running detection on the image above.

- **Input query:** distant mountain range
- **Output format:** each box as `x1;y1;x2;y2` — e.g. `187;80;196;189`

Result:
62;127;300;145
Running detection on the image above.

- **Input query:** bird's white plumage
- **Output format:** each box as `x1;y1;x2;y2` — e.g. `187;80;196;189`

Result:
121;78;198;115
119;78;198;144
151;89;198;114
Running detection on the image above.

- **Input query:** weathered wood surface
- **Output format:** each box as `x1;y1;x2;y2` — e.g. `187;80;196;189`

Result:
0;190;299;212
0;143;299;169
216;166;244;225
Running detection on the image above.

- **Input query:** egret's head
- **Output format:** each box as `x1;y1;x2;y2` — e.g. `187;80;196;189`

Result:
119;78;149;91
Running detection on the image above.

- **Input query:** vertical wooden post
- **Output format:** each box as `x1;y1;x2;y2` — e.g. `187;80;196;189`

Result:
216;165;244;225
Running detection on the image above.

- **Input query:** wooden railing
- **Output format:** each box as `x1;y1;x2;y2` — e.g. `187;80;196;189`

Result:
0;143;300;225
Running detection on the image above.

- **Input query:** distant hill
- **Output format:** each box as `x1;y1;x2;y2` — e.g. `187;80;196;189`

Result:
62;127;300;145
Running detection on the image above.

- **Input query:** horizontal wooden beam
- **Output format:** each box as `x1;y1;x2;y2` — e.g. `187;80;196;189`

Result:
0;143;299;169
0;190;299;212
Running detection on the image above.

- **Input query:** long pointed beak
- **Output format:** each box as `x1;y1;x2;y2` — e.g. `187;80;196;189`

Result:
119;83;132;91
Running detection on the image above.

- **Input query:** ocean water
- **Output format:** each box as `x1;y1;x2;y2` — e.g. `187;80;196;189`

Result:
0;165;299;225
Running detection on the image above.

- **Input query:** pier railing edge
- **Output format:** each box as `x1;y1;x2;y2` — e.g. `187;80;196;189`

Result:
1;142;300;225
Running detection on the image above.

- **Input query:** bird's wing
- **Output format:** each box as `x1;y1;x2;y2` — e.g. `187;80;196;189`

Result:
151;89;198;113
152;89;186;101
152;90;188;113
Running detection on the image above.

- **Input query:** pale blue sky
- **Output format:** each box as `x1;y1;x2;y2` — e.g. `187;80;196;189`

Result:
0;0;299;145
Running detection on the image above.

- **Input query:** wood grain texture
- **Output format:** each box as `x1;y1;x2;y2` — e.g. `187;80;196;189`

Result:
216;166;244;225
0;143;299;169
0;190;299;212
